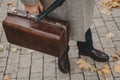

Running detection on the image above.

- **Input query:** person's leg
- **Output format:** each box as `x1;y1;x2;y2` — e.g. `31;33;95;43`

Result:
58;45;70;73
77;28;93;52
77;28;109;62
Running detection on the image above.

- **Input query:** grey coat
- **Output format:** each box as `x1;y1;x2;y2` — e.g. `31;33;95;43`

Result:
21;0;95;41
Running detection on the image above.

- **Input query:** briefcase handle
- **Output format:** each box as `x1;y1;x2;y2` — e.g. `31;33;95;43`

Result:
35;0;65;22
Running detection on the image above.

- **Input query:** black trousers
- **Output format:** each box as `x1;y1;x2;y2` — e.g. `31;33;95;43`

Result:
77;28;94;52
64;28;94;55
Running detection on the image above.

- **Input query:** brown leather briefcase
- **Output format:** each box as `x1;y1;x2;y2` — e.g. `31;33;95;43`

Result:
2;9;69;57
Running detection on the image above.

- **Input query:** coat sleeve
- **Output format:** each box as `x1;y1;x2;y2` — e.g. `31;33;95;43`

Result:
21;0;40;6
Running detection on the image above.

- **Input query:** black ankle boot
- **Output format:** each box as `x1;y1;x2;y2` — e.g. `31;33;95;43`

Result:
58;45;70;73
77;42;109;62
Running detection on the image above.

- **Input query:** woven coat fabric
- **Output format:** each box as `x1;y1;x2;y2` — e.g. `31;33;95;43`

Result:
21;0;95;41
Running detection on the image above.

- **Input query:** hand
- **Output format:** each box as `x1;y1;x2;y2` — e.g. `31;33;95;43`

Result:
24;1;44;14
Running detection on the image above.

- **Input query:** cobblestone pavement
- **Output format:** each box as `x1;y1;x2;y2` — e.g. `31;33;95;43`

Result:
0;0;120;80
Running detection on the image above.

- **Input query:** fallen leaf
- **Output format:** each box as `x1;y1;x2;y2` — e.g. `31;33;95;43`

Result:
104;75;109;80
11;47;19;53
98;65;110;75
104;48;109;52
6;1;13;6
76;59;96;72
3;75;9;80
106;32;114;38
27;49;34;53
101;8;111;15
0;68;3;72
115;60;120;73
116;50;120;56
0;44;4;52
111;54;119;61
100;0;120;15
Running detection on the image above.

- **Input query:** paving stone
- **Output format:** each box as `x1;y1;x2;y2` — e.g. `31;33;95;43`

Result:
93;18;105;27
69;40;76;45
1;32;10;46
112;9;120;17
44;61;56;78
71;68;82;74
84;66;97;76
95;61;108;69
21;48;33;55
114;42;120;50
0;45;9;58
8;49;20;65
5;73;17;79
44;54;55;62
44;77;56;80
98;33;107;37
80;56;95;65
30;73;42;80
57;69;70;80
93;43;103;52
17;68;30;78
32;51;43;59
114;17;120;29
98;73;114;80
69;45;79;59
104;47;116;61
0;58;7;67
0;67;5;73
96;26;108;34
90;24;97;33
19;54;31;68
100;37;114;48
17;77;29;80
115;78;120;80
92;32;100;43
0;73;3;79
85;75;99;80
10;79;16;80
105;21;118;31
109;62;120;77
101;14;113;21
71;73;84;80
110;31;120;42
70;58;80;69
6;64;18;73
93;5;101;18
31;58;43;73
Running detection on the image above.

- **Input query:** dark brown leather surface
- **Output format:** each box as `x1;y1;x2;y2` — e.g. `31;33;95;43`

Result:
2;9;69;57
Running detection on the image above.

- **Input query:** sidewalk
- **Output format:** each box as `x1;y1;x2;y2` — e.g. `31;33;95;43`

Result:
0;0;120;80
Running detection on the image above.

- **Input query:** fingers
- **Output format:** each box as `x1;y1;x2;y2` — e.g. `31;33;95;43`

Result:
24;6;39;14
23;2;44;15
38;2;44;12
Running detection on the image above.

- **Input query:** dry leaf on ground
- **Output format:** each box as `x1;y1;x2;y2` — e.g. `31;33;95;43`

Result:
0;68;3;72
104;48;109;52
100;0;120;15
11;47;19;53
98;65;110;80
6;1;13;6
0;44;4;52
27;49;34;53
98;65;110;75
106;32;114;38
115;60;120;73
111;54;119;61
76;59;96;72
3;75;9;80
116;50;120;56
101;8;111;15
